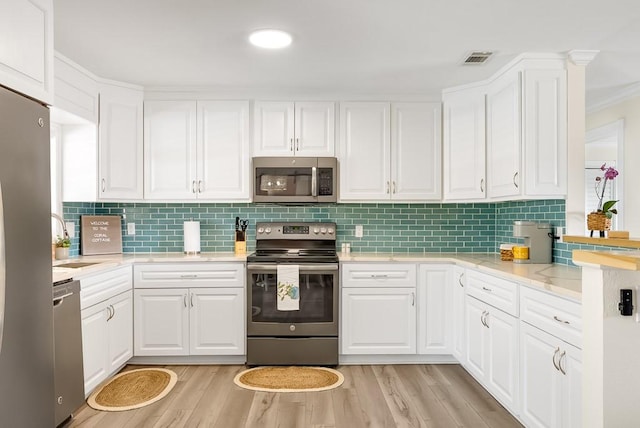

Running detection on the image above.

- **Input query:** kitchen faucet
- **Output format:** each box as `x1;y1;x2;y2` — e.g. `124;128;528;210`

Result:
51;213;70;240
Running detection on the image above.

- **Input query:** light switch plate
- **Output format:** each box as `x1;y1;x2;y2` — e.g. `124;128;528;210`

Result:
355;225;363;238
127;222;136;235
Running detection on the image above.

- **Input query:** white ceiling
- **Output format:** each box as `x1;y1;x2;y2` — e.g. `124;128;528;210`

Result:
53;0;640;104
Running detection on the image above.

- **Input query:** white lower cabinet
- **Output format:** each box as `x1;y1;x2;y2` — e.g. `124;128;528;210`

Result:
134;287;244;356
341;287;416;354
81;290;133;394
417;264;452;354
452;266;466;363
465;295;519;414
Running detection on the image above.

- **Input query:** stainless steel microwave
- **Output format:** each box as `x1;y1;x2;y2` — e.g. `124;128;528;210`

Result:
252;157;338;203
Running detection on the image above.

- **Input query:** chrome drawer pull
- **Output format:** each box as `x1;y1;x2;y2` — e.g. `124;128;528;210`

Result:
553;315;570;325
482;286;492;293
371;274;389;279
180;274;198;279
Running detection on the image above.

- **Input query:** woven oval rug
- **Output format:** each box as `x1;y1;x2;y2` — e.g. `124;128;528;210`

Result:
234;366;344;393
87;368;178;411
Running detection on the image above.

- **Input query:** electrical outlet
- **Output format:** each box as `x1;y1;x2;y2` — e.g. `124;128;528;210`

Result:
65;222;75;238
355;225;363;238
127;222;136;235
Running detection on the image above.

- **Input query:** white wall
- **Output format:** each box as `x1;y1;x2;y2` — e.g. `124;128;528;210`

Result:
587;95;640;236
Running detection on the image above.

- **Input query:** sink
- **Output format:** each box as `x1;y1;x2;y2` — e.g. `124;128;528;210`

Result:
54;262;101;269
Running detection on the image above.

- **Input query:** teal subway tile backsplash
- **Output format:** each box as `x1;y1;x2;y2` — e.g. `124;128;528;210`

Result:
62;199;635;266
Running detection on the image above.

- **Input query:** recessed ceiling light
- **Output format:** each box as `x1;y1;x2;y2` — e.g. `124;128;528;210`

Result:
249;29;292;49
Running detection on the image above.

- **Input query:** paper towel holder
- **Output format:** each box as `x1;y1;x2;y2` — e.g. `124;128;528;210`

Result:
184;219;201;255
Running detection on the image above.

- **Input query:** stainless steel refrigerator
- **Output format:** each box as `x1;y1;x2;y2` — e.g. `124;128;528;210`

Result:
0;85;55;426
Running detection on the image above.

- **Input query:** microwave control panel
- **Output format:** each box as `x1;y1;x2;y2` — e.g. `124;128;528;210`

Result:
318;168;333;196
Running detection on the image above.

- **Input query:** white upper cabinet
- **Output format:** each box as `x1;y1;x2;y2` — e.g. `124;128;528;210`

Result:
197;101;250;200
53;53;99;124
144;100;250;201
487;70;522;199
339;102;390;200
0;0;53;104
144;101;197;199
253;101;335;156
443;87;486;200
391;103;442;200
98;81;144;200
340;102;441;201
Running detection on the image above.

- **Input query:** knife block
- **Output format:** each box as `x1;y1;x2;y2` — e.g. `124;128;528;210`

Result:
234;231;246;255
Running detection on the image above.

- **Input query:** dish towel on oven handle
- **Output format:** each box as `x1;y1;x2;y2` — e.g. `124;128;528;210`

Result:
276;264;300;311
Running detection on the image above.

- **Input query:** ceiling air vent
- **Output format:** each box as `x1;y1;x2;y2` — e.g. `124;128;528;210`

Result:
462;51;493;65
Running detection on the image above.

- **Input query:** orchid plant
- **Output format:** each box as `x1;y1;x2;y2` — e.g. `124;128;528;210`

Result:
594;163;619;218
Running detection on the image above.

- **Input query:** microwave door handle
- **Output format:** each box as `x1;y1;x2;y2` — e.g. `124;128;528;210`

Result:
0;180;5;355
311;167;318;197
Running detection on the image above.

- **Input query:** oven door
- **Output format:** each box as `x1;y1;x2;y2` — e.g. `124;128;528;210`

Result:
247;263;338;336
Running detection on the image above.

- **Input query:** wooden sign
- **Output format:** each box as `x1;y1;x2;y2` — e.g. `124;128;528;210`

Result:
81;215;123;255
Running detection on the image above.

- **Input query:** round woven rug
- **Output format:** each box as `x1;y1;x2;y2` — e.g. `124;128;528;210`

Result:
234;366;344;393
87;368;178;411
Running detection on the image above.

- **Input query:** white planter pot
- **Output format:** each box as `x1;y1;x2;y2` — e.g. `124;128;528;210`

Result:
55;247;70;260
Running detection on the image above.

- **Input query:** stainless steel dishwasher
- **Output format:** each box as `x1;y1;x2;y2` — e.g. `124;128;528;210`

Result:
53;279;85;427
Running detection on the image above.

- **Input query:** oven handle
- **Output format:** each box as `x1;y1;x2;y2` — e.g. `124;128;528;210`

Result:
247;263;339;271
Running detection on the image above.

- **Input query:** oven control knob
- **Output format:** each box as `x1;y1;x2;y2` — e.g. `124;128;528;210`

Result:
257;227;264;234
328;228;334;235
265;227;272;234
320;227;327;234
313;227;320;234
289;324;296;331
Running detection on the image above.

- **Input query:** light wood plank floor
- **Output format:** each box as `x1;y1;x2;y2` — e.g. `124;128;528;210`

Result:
67;364;523;428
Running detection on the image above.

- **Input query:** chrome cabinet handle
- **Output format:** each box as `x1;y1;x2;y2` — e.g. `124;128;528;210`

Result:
290;138;294;152
553;315;570;325
106;305;114;322
458;273;464;287
483;311;490;328
296;138;299;151
183;294;187;308
480;311;487;327
482;286;493;293
192;180;197;194
513;172;519;189
386;181;390;194
190;293;194;308
558;351;567;375
392;181;397;194
101;178;106;192
411;292;415;307
198;180;203;193
552;347;560;370
480;178;484;193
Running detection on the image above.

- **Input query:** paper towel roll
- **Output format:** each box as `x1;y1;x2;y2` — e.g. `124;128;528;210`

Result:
184;221;201;254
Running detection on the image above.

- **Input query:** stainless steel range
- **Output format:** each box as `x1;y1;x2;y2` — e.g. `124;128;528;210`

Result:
246;222;338;366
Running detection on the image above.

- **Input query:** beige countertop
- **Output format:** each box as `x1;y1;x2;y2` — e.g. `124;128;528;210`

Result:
53;251;581;300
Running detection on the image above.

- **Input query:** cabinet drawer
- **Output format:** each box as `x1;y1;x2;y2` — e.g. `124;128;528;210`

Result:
134;263;245;289
520;286;581;348
341;263;416;287
466;270;518;316
80;265;133;310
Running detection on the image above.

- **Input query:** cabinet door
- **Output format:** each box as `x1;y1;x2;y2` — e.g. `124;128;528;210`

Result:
560;343;582;428
417;265;451;354
144;101;197;199
107;291;133;373
134;289;189;356
486;306;519;413
442;88;486;200
452;267;466;363
98;83;143;199
339;102;390;200
523;69;567;196
520;322;562;428
391;103;441;200
0;0;53;104
81;301;109;394
294;102;335;156
54;53;99;124
197;101;250;200
253;101;295;156
341;287;416;354
487;70;521;199
464;296;488;380
189;288;245;355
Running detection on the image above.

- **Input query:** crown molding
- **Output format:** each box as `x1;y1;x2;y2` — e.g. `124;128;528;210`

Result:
587;82;640;114
568;50;599;66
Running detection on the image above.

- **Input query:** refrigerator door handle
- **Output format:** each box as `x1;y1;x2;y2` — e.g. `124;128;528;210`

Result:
0;180;5;354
